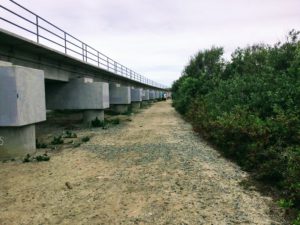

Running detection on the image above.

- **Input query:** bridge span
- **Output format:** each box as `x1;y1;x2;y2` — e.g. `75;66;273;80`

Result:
0;0;170;159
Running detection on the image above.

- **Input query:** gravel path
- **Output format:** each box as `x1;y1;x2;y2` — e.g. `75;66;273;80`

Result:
0;100;286;224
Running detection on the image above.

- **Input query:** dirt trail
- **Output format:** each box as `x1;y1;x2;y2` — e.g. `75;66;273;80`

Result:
0;101;286;225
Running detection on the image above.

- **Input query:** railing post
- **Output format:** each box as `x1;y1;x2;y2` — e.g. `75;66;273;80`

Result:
97;51;99;67
85;45;87;62
107;58;109;70
36;16;39;43
82;43;85;61
114;62;117;73
64;32;67;54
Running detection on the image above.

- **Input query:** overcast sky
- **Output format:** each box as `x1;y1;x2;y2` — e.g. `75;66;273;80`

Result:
1;0;300;86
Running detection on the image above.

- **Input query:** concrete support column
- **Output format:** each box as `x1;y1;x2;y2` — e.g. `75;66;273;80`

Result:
109;83;131;114
149;90;156;102
141;89;150;106
0;125;35;159
0;65;46;159
131;87;142;112
83;110;104;127
131;102;141;111
142;89;150;101
156;91;159;100
159;91;163;99
110;105;129;114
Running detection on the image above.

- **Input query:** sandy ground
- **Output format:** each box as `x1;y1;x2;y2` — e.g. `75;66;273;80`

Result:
0;100;287;225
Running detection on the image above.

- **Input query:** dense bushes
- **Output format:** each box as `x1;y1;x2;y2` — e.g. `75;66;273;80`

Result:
172;30;300;220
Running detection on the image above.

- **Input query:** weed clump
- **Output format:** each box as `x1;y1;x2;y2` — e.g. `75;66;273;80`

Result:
51;136;64;145
91;117;105;128
35;153;50;162
36;139;47;149
63;130;77;138
23;153;50;163
23;154;31;163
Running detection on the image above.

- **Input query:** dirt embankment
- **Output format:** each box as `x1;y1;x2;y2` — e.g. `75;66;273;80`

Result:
0;101;286;225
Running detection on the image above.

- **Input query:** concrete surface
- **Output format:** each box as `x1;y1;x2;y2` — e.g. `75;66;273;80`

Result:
0;61;12;66
110;104;129;114
109;83;131;105
131;102;141;112
46;79;109;110
149;90;156;100
0;65;46;126
155;91;160;99
131;87;142;102
83;110;104;127
0;124;36;160
142;89;150;101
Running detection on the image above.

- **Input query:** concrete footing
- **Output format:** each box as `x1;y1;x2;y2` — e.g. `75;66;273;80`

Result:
110;104;129;114
83;110;104;127
141;100;150;107
0;124;36;160
131;102;141;112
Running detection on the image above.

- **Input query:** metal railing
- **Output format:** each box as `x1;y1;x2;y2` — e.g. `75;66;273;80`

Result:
0;0;167;89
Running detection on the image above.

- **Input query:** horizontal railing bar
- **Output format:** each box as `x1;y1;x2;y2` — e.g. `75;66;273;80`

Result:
39;34;65;49
65;39;82;50
0;17;36;35
38;24;65;41
0;5;36;26
65;47;82;57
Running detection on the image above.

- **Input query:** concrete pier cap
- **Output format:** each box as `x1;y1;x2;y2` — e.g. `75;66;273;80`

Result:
46;77;109;126
159;91;164;99
109;83;131;113
142;89;150;101
131;87;142;102
130;87;142;112
155;90;160;99
149;90;156;100
0;64;46;159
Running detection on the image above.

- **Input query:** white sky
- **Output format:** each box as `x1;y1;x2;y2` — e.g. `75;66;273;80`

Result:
1;0;300;86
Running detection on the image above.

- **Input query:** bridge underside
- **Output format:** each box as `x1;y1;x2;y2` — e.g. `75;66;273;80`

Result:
0;29;170;160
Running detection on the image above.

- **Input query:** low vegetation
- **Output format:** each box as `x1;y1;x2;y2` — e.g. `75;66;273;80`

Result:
62;130;77;138
23;153;50;163
51;135;64;145
172;30;300;222
81;136;90;143
91;117;106;128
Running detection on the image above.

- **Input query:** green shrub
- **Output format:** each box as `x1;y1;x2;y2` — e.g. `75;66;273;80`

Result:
172;30;300;220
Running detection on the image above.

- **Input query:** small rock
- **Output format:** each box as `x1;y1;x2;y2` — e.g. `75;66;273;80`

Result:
65;182;73;189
